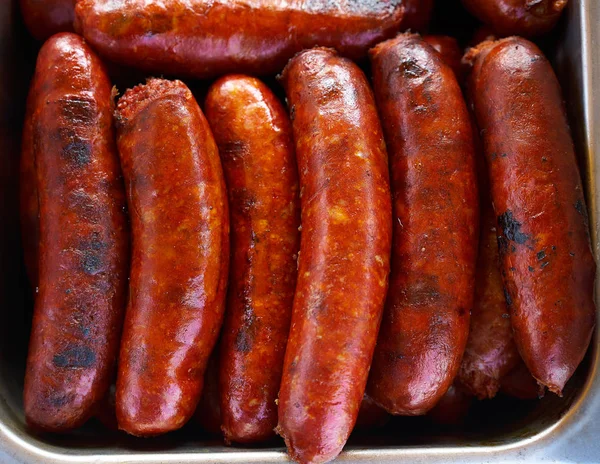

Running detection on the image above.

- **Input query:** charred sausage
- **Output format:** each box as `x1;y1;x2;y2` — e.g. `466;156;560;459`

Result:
20;0;75;41
204;75;300;444
466;37;595;395
23;33;128;432
461;0;567;37
277;48;392;464
74;0;404;79
367;33;478;416
115;78;229;436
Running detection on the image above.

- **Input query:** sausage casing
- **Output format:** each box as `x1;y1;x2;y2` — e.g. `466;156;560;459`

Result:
466;37;596;395
115;78;229;436
277;48;392;464
367;33;478;415
204;75;300;444
423;35;464;81
20;0;75;40
461;0;567;37
23;33;128;432
74;0;404;79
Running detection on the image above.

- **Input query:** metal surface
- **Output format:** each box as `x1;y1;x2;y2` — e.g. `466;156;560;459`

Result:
0;0;598;462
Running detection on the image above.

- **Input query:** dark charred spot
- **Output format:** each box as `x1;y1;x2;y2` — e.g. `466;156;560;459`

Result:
398;59;427;78
220;140;250;162
53;345;96;368
511;245;517;253
234;188;257;216
48;392;72;407
503;288;513;306
235;298;257;353
402;278;441;306
79;232;107;275
509;267;516;272
235;330;253;353
497;236;509;255
63;140;92;167
81;252;102;275
497;210;531;245
552;245;556;251
575;199;588;221
537;250;546;260
500;153;508;158
60;97;95;126
570;252;575;257
542;157;548;162
65;289;72;294
541;261;550;269
528;266;535;272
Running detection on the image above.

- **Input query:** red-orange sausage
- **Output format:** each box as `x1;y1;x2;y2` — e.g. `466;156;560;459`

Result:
277;48;392;464
401;0;434;31
23;33;128;432
423;35;464;81
74;0;404;79
461;0;567;37
20;0;75;41
367;33;478;416
466;37;595;395
204;75;300;444
115;78;229;436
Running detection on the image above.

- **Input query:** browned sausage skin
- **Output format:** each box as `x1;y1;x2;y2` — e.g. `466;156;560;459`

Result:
461;0;567;37
204;75;300;444
367;33;478;416
277;47;392;464
74;0;404;79
115;78;229;436
423;35;464;81
23;33;128;432
466;37;595;395
20;0;75;41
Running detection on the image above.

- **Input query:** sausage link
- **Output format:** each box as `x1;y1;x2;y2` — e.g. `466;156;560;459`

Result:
401;0;434;31
500;360;544;400
461;0;567;37
74;0;404;79
204;75;300;444
115;78;229;436
367;33;478;416
23;33;128;432
423;35;464;81
277;48;392;464
20;0;75;40
427;384;473;425
466;37;595;395
194;347;222;436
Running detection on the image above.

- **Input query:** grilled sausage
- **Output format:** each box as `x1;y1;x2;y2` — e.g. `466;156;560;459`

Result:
74;0;404;79
277;47;392;464
115;78;229;436
401;0;434;31
367;33;478;416
23;33;128;432
461;0;567;37
466;37;595;395
204;75;300;444
20;0;75;41
423;35;463;81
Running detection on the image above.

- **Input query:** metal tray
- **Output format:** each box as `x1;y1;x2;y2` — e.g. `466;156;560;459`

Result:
0;0;598;462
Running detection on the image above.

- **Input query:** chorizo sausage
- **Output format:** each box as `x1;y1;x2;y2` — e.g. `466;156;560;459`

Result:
23;32;128;432
204;75;300;444
401;0;434;31
74;0;404;79
115;78;229;436
466;37;595;395
194;348;222;436
427;384;473;425
461;0;567;37
20;0;75;41
277;47;392;464
367;33;478;416
423;35;463;81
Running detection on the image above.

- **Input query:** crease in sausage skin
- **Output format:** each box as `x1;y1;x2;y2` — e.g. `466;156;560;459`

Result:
366;33;478;416
23;33;128;432
466;37;595;395
204;75;300;444
277;47;392;464
115;78;229;436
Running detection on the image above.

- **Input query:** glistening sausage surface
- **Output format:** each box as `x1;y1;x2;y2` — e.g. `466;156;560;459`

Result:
204;75;300;445
115;78;229;436
367;33;478;416
466;37;595;395
461;0;567;37
277;48;392;464
74;0;404;79
20;0;75;40
23;33;128;432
